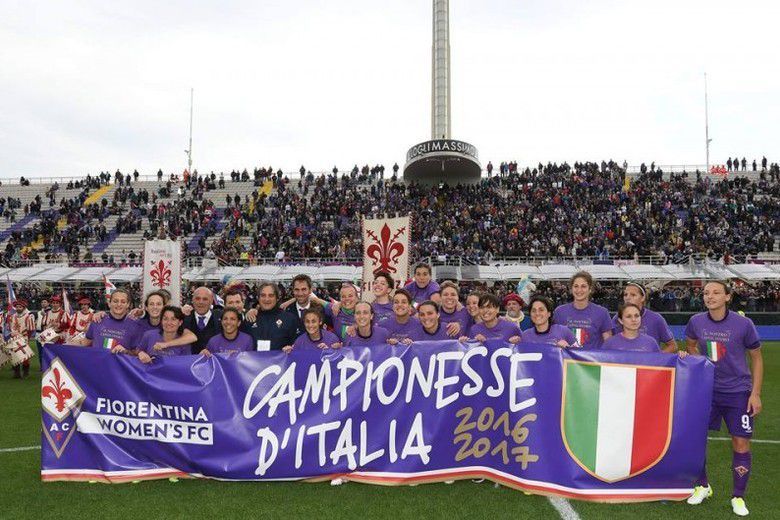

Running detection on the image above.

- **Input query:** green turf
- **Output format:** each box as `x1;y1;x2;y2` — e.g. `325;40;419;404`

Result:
1;344;777;519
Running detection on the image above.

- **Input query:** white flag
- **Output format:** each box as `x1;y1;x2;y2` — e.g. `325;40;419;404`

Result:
142;239;183;306
361;216;411;302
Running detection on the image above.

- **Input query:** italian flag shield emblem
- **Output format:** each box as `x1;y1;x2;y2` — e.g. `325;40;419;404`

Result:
705;341;726;362
570;327;589;346
561;360;675;482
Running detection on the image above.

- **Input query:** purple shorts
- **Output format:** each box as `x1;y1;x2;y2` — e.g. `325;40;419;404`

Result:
709;391;754;438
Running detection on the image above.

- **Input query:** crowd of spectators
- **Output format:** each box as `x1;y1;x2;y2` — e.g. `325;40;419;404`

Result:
1;158;778;269
205;159;779;265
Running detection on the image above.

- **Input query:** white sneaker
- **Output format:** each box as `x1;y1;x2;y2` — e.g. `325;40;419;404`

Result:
444;480;454;484
330;478;344;486
731;497;749;516
687;484;712;505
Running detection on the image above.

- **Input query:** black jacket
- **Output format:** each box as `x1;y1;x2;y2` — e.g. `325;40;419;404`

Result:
183;309;223;354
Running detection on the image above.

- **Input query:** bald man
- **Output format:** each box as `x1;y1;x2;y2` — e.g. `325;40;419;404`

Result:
183;286;223;354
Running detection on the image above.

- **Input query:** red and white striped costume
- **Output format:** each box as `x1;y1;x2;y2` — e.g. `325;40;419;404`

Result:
69;309;94;337
41;308;69;334
10;310;36;339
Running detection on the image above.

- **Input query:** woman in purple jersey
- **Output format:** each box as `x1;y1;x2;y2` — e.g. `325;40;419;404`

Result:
521;296;576;348
384;289;422;345
410;301;451;342
135;306;193;363
344;302;390;347
72;289;144;352
552;271;612;349
603;303;661;353
403;263;441;305
685;281;763;516
611;282;676;352
438;281;470;337
201;308;254;356
284;308;342;353
465;291;482;330
322;284;359;340
371;272;395;325
460;293;521;344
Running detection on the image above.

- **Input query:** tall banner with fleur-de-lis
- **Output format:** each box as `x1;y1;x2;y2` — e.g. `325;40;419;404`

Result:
142;239;183;306
361;216;411;302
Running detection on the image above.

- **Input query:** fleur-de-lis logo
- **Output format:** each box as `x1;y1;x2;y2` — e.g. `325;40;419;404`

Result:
41;367;72;413
150;259;172;288
366;223;406;275
41;358;86;457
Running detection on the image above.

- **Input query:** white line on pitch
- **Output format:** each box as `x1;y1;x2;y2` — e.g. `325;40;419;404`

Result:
709;437;780;445
0;445;41;453
547;497;581;520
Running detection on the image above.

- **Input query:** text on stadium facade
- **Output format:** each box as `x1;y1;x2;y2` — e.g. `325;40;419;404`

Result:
406;139;479;162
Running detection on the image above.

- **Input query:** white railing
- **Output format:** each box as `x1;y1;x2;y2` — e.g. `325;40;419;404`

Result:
3;252;778;270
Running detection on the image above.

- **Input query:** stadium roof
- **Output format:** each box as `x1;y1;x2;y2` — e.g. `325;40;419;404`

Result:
727;263;780;281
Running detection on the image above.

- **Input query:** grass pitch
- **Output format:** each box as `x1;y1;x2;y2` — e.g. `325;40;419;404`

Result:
1;344;777;519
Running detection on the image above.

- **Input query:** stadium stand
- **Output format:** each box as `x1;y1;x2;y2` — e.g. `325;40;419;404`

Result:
1;159;778;268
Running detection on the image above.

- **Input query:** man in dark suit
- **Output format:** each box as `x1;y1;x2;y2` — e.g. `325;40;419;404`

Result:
224;289;254;335
285;274;315;335
183;286;222;354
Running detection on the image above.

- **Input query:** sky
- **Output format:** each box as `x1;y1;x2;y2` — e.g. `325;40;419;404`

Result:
1;0;778;179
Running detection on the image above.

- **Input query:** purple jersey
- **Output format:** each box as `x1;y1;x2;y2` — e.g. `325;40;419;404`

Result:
384;316;422;341
685;310;760;393
440;306;471;337
135;316;160;335
292;329;342;350
206;332;254;354
324;305;356;340
603;333;661;353
86;314;144;350
372;301;394;325
344;326;391;348
553;302;612;349
404;280;441;304
469;319;520;343
138;329;191;357
611;308;673;344
521;324;577;347
410;323;451;342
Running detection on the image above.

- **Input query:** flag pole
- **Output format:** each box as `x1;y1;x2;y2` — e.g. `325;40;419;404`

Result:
704;73;711;174
186;88;194;174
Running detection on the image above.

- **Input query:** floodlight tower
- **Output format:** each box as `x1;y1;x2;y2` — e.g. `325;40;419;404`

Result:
404;0;480;184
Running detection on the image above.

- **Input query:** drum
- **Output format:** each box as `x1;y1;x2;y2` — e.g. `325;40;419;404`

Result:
3;335;35;366
37;328;60;345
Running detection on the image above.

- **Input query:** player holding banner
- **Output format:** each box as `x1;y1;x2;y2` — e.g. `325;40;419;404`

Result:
553;271;612;349
69;289;144;352
685;280;764;517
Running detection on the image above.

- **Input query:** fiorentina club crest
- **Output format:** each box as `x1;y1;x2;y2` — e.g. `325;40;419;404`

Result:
366;223;407;275
149;259;173;289
41;358;86;457
560;360;675;483
362;216;411;302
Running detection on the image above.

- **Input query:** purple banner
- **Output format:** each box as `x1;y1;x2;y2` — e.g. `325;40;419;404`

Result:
40;341;713;502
